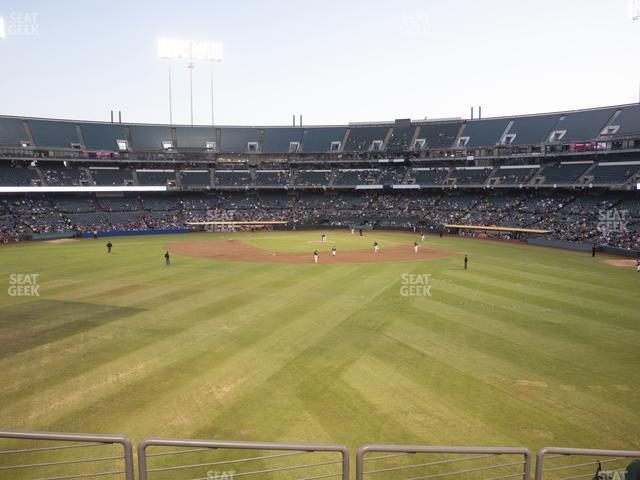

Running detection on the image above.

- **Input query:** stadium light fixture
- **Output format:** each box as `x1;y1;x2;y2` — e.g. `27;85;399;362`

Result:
631;0;640;20
157;38;223;127
0;17;6;40
158;38;223;62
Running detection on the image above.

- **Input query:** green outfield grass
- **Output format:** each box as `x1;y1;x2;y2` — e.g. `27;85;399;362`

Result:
1;229;639;461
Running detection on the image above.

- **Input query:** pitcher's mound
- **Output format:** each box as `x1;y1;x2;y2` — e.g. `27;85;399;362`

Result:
166;239;456;264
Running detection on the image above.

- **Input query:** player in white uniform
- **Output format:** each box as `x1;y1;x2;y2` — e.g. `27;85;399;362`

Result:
373;241;379;253
413;241;419;254
332;246;337;257
314;250;319;263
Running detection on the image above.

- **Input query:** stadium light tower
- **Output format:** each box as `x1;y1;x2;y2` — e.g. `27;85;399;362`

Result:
632;0;640;20
158;38;223;126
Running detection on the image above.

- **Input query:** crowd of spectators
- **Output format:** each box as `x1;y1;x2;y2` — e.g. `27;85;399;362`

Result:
0;192;638;251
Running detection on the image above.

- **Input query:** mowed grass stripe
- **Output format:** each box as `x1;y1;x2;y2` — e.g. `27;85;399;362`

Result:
0;231;638;462
443;265;639;318
0;264;373;432
406;289;637;381
44;264;403;438
478;262;638;304
379;318;636;450
434;271;640;341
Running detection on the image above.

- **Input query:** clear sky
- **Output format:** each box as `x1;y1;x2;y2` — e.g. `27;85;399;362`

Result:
0;0;639;126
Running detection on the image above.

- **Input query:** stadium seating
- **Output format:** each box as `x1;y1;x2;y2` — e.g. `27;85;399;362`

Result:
214;170;252;187
0;166;39;185
136;170;176;186
451;168;493;185
218;128;259;153
411;168;449;185
81;123;127;151
0;103;639;252
29;120;80;149
550;108;617;143
587;163;639;185
41;166;86;186
0;117;28;147
334;169;378;185
261;128;304;153
259;192;290;208
302;127;347;152
175;126;215;149
255;170;289;186
491;166;538;185
385;123;414;152
296;170;331;186
180;170;211;188
141;195;180;211
458;118;510;148
501;114;560;146
91;168;133;186
415;121;462;149
377;167;407;185
180;195;212;211
98;196;140;212
540;163;591;184
129;126;172;151
53;197;96;213
607;104;640;137
344;126;390;152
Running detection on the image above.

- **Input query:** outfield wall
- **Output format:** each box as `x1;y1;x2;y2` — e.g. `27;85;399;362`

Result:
527;238;593;252
81;228;190;238
31;231;77;241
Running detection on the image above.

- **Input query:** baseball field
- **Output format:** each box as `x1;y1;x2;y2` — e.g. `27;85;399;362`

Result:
1;229;639;456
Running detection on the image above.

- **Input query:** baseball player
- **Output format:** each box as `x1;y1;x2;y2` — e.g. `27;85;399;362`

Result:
413;241;419;254
331;246;337;257
321;233;327;243
313;250;319;263
421;232;425;242
373;241;379;253
106;241;113;254
165;251;170;266
464;254;468;270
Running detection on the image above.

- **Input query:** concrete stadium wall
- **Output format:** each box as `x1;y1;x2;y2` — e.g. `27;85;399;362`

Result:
81;228;190;238
527;238;593;252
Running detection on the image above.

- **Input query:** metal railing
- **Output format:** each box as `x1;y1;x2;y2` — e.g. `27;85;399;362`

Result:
0;429;134;480
535;448;640;480
3;428;640;480
138;438;349;480
356;445;531;480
